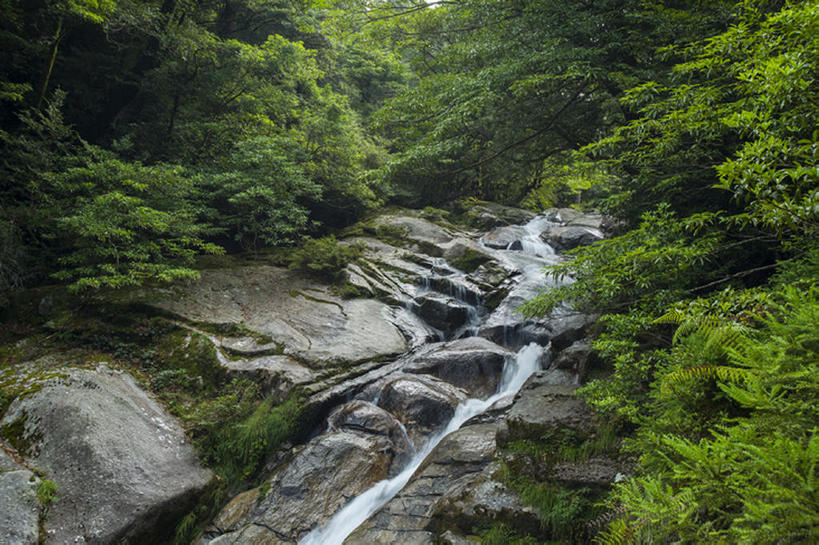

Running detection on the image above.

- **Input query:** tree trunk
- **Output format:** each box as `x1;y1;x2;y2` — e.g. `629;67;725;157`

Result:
36;17;64;110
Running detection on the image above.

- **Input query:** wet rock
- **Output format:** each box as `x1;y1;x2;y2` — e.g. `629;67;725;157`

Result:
432;463;540;538
404;337;511;398
374;215;455;256
550;457;623;487
377;375;469;440
549;313;595;351
438;531;482;545
444;242;494;274
543;207;585;224
481;226;528;249
553;340;594;380
460;202;536;229
422;276;483;306
210;488;260;534
505;369;591;442
0;365;213;545
540;225;603;252
413;294;471;335
212;430;397;545
220;354;316;401
143;266;409;367
345;423;498;545
328;400;415;459
0;450;40;545
567;214;605;231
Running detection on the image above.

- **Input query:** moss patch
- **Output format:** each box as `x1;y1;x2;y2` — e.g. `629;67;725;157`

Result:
449;247;492;273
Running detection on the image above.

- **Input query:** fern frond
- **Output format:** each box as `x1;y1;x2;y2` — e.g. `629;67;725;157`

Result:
662;365;754;395
594;517;638;545
654;309;752;352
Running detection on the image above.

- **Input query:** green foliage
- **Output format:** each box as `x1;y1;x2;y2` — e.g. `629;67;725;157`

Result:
520;205;725;317
208;393;308;482
448;247;491;274
36;479;58;508
590;0;818;233
595;286;819;544
49;158;223;291
288;236;363;281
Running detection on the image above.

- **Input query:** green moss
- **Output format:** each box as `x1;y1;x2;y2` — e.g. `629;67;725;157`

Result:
485;288;510;312
1;414;38;457
155;330;226;390
36;479;58;507
289;236;363;282
375;223;409;242
449;247;491;273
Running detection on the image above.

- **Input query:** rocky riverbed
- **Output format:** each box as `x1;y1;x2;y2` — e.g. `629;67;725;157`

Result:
1;203;627;544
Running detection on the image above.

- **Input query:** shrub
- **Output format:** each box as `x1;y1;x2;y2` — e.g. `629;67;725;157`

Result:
288;236;363;282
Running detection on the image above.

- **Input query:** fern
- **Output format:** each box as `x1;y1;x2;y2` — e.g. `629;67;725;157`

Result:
594;518;638;545
661;365;753;395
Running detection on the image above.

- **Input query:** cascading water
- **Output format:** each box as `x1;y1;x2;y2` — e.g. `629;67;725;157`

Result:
299;343;545;545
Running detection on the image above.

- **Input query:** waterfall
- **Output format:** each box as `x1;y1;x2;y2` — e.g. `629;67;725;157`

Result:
299;343;545;545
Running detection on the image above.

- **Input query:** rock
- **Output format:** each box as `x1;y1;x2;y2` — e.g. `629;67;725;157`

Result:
0;450;40;545
211;488;260;533
377;375;469;440
374;215;455;256
421;276;483;306
432;463;540;537
540;225;603;252
550;457;623;487
345;423;498;545
481;226;528;249
404;337;511;398
214;430;397;544
567;214;604;231
0;365;213;544
553;340;594;380
328;400;415;460
443;242;493;274
460;202;536;229
220;354;316;401
413;293;471;335
543;207;585;224
143;266;410;367
438;531;482;545
505;369;591;442
548;313;595;351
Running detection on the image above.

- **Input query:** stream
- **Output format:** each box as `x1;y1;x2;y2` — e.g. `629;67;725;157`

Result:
299;214;561;545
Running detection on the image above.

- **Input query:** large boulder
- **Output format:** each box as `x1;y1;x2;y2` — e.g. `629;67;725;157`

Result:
344;423;499;545
404;337;512;398
142;266;410;367
377;375;469;441
0;450;40;545
328;400;416;461
412;294;472;335
503;369;591;443
480;226;528;249
540;225;603;252
0;365;213;545
204;430;397;544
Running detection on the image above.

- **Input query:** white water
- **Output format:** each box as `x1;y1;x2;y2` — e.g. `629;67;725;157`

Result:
299;342;545;545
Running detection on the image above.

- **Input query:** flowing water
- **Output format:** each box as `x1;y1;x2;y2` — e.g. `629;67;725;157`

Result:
298;214;564;545
299;343;545;545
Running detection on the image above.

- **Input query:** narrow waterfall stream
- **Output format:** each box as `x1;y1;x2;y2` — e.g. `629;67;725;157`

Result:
299;214;563;545
300;343;545;545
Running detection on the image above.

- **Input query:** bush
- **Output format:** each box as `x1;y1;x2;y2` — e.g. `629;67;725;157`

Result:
288;236;363;282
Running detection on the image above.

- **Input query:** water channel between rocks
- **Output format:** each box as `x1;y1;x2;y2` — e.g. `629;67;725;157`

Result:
299;214;563;545
300;343;545;545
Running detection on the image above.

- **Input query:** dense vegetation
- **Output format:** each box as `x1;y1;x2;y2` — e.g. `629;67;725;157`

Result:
1;0;816;543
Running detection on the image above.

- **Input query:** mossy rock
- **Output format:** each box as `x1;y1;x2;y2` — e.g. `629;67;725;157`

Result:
449;247;492;274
